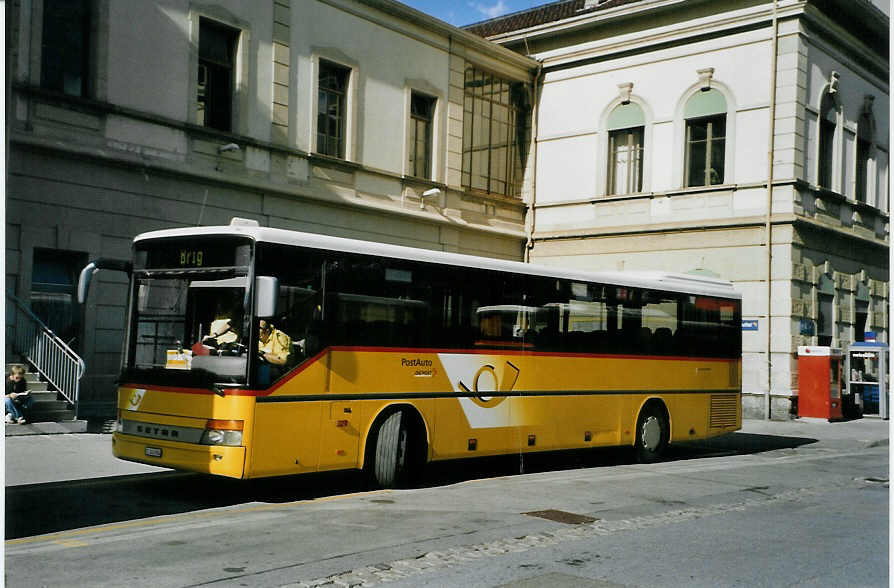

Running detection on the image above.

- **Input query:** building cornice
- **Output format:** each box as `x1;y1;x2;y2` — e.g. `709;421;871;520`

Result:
533;2;804;71
533;213;889;252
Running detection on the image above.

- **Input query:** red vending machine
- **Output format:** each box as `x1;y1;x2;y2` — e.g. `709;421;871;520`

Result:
797;346;844;420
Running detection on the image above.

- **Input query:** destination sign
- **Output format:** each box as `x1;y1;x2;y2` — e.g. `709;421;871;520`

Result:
139;238;250;269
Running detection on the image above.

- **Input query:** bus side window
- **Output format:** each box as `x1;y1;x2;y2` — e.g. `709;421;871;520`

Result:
254;244;324;381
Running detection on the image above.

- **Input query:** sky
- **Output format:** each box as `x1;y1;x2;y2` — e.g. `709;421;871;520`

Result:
401;0;550;27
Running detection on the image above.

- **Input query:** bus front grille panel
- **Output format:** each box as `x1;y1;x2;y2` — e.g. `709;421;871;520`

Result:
710;394;738;428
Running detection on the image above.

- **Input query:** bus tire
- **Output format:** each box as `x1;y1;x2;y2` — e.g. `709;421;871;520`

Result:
635;401;669;463
373;410;409;488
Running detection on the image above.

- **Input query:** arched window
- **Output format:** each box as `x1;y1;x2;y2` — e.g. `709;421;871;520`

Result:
684;90;726;187
818;92;837;190
606;102;645;195
856;106;874;203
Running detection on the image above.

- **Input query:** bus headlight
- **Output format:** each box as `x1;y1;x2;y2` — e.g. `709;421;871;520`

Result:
199;419;244;446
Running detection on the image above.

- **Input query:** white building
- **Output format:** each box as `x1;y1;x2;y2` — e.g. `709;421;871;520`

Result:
467;0;889;418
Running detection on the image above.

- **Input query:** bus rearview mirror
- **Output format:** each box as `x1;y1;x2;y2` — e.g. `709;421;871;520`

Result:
255;276;278;318
77;258;133;304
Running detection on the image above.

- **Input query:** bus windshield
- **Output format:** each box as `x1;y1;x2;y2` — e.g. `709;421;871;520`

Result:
125;237;252;386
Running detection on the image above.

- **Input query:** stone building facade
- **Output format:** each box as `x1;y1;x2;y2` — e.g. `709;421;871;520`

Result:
6;0;889;421
6;0;537;418
467;0;889;418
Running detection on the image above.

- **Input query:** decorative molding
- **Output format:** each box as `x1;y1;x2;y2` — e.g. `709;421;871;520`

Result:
617;82;633;104
697;67;714;91
827;70;840;94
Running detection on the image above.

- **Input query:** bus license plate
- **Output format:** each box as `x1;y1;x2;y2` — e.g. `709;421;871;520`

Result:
145;447;163;458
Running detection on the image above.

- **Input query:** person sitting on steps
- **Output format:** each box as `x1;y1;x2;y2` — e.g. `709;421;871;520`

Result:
5;365;33;425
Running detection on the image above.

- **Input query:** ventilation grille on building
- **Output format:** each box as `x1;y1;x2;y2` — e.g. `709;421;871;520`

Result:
710;394;738;428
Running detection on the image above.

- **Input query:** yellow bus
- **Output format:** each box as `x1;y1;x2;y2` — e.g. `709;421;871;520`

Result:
79;218;741;487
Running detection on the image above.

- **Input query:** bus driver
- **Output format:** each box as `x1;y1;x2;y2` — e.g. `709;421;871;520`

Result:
258;320;291;386
259;320;291;363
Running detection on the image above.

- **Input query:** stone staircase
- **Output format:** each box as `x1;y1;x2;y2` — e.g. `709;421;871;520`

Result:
6;363;76;423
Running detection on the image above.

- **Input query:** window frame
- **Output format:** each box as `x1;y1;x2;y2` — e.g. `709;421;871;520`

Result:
40;0;92;97
316;59;352;159
855;110;874;204
461;66;529;198
817;92;838;191
197;17;240;133
607;126;645;195
409;91;436;179
684;114;726;188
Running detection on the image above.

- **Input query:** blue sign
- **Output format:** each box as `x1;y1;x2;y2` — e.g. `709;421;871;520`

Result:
742;319;759;331
800;319;815;336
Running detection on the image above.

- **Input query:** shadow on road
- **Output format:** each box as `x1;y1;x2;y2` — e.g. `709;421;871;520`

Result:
5;431;817;540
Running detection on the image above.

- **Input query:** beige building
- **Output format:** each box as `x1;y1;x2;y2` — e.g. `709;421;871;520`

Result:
466;0;889;418
6;0;537;419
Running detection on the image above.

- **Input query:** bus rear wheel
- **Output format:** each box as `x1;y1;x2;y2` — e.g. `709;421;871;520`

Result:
635;402;669;463
373;410;410;488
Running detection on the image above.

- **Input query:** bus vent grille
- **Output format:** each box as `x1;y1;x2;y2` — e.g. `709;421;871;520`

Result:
710;394;738;428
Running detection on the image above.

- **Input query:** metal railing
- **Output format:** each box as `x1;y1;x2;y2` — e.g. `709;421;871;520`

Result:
6;290;85;406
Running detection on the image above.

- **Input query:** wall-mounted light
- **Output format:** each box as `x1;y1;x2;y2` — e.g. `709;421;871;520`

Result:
421;188;441;209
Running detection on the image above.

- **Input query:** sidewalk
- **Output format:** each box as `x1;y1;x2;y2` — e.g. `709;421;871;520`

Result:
4;420;89;436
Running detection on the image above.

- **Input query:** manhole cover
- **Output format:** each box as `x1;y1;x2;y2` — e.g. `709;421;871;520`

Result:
523;509;597;525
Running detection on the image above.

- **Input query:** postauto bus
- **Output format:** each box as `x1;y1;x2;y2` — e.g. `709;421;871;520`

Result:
79;218;741;487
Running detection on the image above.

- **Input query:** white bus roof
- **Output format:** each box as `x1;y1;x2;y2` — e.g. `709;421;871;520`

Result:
134;219;740;300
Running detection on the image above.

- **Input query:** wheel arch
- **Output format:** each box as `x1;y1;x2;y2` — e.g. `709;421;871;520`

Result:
360;403;429;470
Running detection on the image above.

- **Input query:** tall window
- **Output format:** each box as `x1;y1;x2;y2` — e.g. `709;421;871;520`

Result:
41;0;91;97
606;102;645;195
684;90;727;187
317;60;350;158
856;110;874;203
198;19;239;132
462;67;529;198
817;292;834;346
818;93;837;190
409;92;435;179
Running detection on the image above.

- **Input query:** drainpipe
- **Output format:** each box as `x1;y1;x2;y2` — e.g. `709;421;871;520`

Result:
525;61;544;263
765;0;779;420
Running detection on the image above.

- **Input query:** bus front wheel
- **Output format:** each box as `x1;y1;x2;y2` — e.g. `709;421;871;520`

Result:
373;410;410;488
635;402;669;463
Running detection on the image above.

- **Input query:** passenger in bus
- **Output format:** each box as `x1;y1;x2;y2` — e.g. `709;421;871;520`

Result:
201;318;241;353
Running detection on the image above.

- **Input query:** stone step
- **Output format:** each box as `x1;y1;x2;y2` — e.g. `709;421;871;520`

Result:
26;391;59;403
22;408;76;423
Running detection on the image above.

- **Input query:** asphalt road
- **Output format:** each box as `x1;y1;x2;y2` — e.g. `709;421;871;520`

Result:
4;418;889;587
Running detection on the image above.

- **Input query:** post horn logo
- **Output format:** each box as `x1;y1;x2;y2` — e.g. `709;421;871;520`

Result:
458;361;520;407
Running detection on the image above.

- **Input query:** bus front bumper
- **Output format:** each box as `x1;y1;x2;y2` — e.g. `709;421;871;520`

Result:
113;432;246;478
